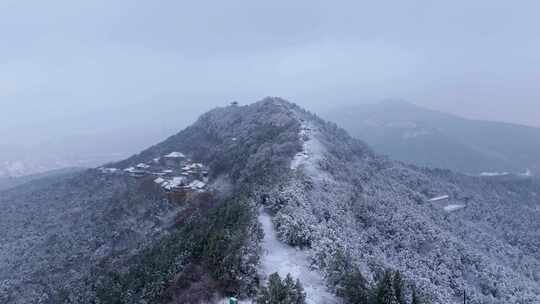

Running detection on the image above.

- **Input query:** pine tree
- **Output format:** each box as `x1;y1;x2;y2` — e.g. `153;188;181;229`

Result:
284;274;297;303
256;273;306;304
294;278;306;304
411;286;422;304
329;249;369;304
374;270;399;304
392;271;406;304
338;268;369;304
268;273;286;303
256;286;270;304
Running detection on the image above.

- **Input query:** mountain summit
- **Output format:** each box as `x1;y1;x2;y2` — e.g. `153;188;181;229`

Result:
1;98;539;304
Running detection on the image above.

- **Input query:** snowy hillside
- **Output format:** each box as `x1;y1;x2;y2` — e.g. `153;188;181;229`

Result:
1;98;539;304
261;99;540;304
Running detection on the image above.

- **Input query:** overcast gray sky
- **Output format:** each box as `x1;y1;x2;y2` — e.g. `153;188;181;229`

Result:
1;0;539;159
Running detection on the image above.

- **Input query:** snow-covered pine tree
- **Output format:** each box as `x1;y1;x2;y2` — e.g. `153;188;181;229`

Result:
411;286;422;304
392;271;406;304
268;273;285;303
256;273;307;304
294;278;306;304
375;271;399;304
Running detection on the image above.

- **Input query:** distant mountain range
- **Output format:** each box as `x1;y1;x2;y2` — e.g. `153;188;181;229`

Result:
0;147;126;178
325;100;540;176
2;98;539;304
0;125;179;178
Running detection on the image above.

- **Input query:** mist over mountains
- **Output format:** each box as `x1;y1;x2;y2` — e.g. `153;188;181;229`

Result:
1;98;539;304
325;100;540;176
0;124;179;178
3;99;538;181
3;2;540;303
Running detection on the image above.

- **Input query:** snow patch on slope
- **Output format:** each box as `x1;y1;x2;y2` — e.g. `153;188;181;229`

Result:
258;211;340;304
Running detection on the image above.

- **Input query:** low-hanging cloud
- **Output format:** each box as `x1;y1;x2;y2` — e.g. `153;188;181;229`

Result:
1;0;539;170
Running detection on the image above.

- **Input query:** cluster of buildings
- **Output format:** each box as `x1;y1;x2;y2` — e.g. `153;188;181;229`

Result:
98;151;209;193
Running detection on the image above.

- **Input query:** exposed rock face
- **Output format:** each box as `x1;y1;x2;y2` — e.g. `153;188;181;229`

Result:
1;98;539;304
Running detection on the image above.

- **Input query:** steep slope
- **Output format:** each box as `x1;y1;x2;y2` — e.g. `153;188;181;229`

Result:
1;98;538;304
0;170;183;303
324;100;540;176
0;99;303;304
263;103;540;304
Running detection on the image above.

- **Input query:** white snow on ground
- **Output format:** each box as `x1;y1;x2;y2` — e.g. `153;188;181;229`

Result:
291;124;322;171
290;123;332;182
444;204;466;212
258;211;340;304
291;124;315;170
428;195;449;202
290;150;309;170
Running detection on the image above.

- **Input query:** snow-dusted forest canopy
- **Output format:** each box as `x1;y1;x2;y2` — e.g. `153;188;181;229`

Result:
1;99;539;304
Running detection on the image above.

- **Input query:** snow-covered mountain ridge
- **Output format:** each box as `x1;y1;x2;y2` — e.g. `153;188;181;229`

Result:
264;102;540;303
1;98;539;304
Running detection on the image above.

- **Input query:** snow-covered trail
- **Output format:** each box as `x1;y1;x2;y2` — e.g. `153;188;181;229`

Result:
258;211;340;304
290;123;332;182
